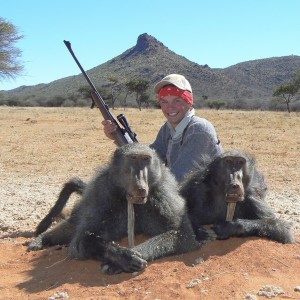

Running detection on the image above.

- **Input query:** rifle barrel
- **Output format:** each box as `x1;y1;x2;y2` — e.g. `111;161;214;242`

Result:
63;40;136;146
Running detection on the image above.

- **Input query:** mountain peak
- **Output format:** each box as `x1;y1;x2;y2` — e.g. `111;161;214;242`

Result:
131;33;166;54
136;33;164;49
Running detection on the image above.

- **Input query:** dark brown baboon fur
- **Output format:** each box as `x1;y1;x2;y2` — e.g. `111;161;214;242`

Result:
29;143;201;275
180;150;295;244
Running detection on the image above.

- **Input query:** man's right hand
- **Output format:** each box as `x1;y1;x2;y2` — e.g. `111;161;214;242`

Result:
102;120;117;140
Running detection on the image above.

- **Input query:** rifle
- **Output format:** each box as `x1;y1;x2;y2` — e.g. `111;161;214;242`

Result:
64;40;137;247
63;40;138;146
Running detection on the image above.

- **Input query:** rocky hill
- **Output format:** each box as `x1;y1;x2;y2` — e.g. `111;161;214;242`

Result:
219;55;300;99
2;33;300;104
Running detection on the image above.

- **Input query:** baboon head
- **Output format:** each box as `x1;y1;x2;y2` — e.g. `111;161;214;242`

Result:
110;143;162;205
221;155;246;203
206;150;255;221
210;150;254;203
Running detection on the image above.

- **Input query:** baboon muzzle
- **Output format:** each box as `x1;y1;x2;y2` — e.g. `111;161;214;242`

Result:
225;169;245;203
224;169;244;221
127;166;149;204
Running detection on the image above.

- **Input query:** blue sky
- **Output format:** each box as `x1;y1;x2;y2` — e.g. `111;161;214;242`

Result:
1;0;300;91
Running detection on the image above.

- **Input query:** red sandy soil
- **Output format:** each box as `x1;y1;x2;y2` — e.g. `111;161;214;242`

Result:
1;107;299;299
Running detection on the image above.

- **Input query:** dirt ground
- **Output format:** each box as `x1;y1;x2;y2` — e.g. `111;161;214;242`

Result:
0;107;299;300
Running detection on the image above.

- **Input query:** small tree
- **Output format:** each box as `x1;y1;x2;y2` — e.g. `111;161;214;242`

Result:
272;71;300;113
125;78;150;110
107;76;123;109
77;85;110;108
77;86;92;99
272;84;298;113
0;17;24;80
139;92;150;108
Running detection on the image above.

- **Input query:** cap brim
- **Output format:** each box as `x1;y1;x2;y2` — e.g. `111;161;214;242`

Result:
154;80;173;93
154;80;192;93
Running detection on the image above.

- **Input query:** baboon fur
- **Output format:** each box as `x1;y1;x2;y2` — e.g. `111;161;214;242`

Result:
180;150;295;244
29;143;201;274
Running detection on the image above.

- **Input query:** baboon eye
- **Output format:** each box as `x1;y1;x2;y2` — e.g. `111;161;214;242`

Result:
128;154;151;161
238;159;245;166
236;157;246;167
225;158;233;165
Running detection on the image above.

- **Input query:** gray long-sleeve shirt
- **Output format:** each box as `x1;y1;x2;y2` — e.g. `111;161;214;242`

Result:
150;113;223;182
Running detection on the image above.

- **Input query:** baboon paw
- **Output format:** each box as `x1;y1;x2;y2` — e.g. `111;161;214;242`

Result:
119;252;148;273
100;255;147;275
27;236;44;251
205;228;217;241
212;222;232;240
195;226;216;243
102;248;148;274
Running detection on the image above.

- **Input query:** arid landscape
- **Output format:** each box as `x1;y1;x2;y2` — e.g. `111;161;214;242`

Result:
0;107;299;299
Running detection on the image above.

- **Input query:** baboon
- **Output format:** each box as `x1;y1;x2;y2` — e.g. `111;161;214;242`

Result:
180;150;295;244
29;143;201;275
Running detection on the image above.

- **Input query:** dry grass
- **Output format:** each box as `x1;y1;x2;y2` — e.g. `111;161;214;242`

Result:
1;107;299;194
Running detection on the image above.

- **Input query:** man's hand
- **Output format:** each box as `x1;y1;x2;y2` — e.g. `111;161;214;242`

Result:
102;120;117;140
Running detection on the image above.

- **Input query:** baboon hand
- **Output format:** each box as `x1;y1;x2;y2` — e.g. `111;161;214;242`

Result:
212;221;237;240
27;235;44;251
101;247;147;275
195;226;217;243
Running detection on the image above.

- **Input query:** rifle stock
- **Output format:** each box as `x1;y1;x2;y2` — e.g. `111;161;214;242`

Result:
64;40;137;146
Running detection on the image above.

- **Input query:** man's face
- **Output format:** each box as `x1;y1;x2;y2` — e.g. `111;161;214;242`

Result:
159;95;191;128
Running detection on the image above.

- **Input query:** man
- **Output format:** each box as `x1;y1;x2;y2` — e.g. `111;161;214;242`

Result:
102;74;223;182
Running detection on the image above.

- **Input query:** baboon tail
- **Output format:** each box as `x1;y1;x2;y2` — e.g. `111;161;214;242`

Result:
35;177;87;235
